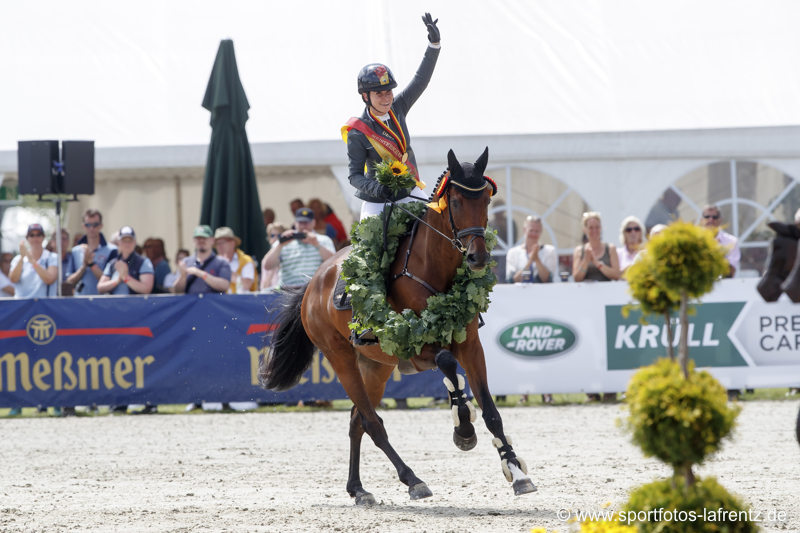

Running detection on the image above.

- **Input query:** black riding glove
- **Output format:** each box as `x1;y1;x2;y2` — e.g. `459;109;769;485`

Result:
422;13;440;43
376;184;394;201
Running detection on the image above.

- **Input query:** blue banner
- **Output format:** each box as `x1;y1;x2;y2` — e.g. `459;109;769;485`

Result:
0;294;450;407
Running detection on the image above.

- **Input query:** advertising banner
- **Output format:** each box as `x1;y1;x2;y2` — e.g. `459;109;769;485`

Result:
481;280;800;395
0;294;449;407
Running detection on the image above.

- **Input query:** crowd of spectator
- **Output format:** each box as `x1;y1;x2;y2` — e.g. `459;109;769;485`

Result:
1;196;352;301
0;199;749;413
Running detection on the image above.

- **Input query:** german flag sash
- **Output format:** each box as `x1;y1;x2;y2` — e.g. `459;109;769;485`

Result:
341;117;420;180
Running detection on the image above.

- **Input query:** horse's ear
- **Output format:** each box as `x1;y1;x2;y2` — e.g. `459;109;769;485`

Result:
447;149;460;171
769;221;796;238
474;147;489;176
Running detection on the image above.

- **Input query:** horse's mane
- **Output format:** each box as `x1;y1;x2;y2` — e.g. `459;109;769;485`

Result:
427;169;449;202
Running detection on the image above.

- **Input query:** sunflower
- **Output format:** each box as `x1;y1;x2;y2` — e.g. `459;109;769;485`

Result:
389;161;409;176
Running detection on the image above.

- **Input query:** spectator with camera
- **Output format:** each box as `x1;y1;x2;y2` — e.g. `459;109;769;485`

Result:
9;223;59;299
171;225;231;294
97;226;154;295
262;207;335;288
66;209;118;296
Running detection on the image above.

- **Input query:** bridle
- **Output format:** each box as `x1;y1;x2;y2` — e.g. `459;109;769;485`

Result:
386;187;487;255
384;185;490;297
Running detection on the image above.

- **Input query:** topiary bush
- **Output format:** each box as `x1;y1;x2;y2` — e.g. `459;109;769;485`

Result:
647;221;729;299
624;253;680;359
626;358;740;470
621;476;757;533
647;222;729;376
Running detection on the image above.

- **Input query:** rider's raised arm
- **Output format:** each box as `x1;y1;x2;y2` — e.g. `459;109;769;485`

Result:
393;17;440;115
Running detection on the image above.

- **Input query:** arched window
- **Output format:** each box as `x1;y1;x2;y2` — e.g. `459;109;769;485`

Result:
645;161;800;277
484;166;590;282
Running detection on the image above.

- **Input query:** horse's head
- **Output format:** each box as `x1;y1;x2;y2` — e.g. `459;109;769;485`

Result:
433;147;494;271
758;221;800;301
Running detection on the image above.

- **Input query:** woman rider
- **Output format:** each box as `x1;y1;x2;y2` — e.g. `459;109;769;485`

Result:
343;13;441;221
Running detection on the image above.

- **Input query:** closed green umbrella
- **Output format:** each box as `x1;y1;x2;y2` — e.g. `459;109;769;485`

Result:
200;39;268;263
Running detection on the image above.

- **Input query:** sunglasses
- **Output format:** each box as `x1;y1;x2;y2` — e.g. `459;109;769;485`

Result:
703;214;720;220
625;227;641;233
28;233;44;238
83;222;101;228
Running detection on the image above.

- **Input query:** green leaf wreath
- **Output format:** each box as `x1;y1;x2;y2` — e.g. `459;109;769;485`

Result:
340;201;497;360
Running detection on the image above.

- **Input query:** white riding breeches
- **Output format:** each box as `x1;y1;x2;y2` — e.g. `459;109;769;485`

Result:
359;187;426;221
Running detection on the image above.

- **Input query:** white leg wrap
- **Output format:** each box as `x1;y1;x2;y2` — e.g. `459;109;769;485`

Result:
501;459;529;483
506;435;514;446
495;437;527;481
501;459;513;482
443;377;455;392
451;405;460;426
466;401;477;423
516;456;528;475
457;374;465;390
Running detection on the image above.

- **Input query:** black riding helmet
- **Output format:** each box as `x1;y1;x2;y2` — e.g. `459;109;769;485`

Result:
357;63;397;94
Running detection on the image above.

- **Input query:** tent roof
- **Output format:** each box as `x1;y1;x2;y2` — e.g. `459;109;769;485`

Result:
2;0;799;151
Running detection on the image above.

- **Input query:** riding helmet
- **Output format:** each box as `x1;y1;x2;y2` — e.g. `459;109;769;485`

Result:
357;63;397;93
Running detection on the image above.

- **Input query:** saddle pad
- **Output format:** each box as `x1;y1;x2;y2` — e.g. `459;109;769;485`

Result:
332;276;352;311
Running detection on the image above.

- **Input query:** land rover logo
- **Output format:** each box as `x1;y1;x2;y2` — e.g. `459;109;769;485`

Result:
498;320;577;358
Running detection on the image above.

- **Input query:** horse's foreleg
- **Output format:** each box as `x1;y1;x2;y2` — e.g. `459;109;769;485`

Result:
454;335;538;496
331;349;432;501
434;349;477;451
346;405;376;505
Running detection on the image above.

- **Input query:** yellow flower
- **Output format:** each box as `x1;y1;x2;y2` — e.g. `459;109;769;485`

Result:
530;528;548;533
390;161;408;176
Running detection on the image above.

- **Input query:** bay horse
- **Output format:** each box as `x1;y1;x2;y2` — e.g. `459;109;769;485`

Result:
757;221;800;302
261;148;537;503
757;221;800;445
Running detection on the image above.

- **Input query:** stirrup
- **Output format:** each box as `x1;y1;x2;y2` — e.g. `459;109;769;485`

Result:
351;318;379;346
351;328;379;346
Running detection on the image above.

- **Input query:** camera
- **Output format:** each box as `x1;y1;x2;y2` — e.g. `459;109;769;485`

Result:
279;231;307;244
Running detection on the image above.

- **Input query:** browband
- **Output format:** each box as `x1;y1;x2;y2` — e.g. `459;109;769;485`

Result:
433;173;497;199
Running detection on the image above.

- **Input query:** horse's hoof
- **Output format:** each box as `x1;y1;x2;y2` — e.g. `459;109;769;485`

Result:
408;482;433;500
354;492;377;505
453;429;477;451
513;478;538;496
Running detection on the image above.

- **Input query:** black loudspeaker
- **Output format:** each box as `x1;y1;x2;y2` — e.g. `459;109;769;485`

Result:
62;141;94;195
17;140;60;195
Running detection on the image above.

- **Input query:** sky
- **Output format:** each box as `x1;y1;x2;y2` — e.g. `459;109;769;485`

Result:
1;0;799;150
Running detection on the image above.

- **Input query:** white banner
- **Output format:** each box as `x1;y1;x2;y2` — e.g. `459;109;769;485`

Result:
480;279;800;395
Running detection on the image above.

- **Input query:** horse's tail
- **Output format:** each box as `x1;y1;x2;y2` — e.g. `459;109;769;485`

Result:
260;284;317;392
